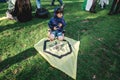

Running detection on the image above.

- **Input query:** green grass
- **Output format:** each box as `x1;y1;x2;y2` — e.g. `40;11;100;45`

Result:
0;0;120;80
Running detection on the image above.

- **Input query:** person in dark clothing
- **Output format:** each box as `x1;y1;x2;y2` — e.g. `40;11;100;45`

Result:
51;0;63;6
48;7;66;41
13;0;32;22
108;0;120;15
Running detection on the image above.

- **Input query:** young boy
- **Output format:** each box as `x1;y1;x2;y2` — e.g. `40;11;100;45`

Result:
48;7;66;41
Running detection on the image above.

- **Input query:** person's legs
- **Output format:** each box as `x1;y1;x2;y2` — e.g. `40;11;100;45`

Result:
8;0;16;10
99;0;104;9
51;0;55;5
118;1;120;13
108;0;117;15
114;0;120;14
57;0;63;5
49;34;55;41
90;0;97;13
36;0;41;9
6;0;16;19
49;31;56;41
58;36;64;41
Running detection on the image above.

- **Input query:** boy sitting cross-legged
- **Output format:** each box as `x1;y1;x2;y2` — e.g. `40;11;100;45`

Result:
48;7;66;41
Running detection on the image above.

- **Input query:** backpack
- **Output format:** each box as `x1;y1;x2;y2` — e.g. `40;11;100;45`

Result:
35;8;49;18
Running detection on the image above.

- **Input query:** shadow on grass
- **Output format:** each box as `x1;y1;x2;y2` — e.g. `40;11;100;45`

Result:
65;15;120;80
0;9;7;15
58;7;120;79
0;47;37;72
16;63;72;80
0;17;48;33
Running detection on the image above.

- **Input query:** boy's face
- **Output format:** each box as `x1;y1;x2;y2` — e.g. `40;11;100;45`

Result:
57;13;63;18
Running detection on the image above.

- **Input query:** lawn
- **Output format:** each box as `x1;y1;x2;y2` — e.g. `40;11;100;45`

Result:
0;0;120;80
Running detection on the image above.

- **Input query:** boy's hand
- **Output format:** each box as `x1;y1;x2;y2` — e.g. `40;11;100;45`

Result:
54;27;57;30
58;23;62;27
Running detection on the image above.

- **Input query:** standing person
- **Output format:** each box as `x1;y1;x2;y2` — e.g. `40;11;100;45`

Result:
6;0;16;19
7;0;16;10
99;0;109;9
90;0;97;13
13;0;32;22
51;0;63;6
108;0;120;15
48;7;66;41
83;0;97;13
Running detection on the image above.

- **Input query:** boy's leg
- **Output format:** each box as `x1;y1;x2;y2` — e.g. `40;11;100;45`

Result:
58;36;64;41
57;0;63;5
49;34;55;41
49;31;56;41
57;32;64;41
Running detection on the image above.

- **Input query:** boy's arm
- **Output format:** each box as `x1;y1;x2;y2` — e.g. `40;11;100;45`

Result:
48;18;57;30
61;18;66;27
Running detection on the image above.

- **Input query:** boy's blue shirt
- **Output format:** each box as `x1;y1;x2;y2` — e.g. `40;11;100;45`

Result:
48;16;66;32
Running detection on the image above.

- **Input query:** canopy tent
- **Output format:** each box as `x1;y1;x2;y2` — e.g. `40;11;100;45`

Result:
34;37;80;79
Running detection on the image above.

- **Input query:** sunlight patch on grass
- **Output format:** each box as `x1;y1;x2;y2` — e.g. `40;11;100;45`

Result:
64;0;82;3
0;7;7;11
0;16;8;21
85;15;99;20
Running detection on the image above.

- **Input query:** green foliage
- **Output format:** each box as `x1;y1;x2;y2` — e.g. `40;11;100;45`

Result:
0;0;120;80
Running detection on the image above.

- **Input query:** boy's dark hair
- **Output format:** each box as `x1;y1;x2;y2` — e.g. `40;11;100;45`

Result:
55;7;63;14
